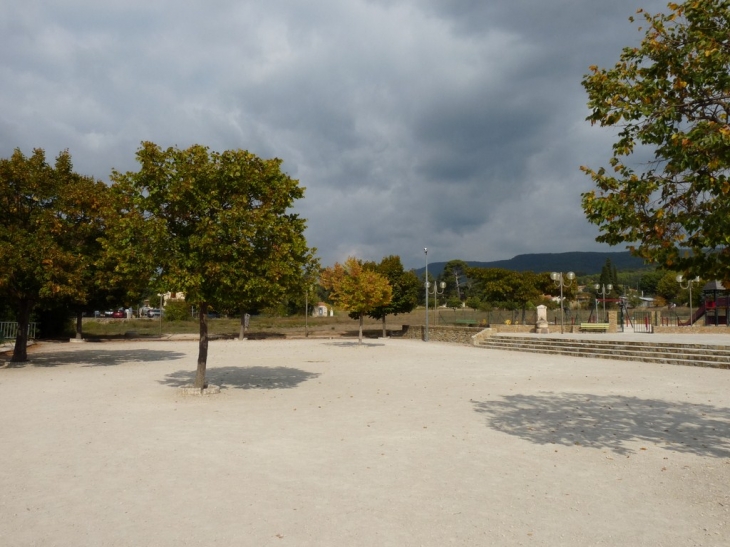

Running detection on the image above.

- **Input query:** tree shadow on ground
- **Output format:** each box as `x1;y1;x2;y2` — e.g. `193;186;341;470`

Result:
2;348;187;368
473;392;730;459
160;366;320;390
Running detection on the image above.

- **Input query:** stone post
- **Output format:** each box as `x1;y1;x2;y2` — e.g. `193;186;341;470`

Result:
608;310;618;333
536;305;549;334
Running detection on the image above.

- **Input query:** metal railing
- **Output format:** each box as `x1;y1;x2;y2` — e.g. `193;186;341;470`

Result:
0;322;38;342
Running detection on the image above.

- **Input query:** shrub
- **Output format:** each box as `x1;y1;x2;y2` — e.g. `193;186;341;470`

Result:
164;301;193;322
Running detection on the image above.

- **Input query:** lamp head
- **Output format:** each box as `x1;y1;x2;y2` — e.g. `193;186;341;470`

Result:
566;272;575;281
550;272;559;281
676;274;683;283
607;284;613;291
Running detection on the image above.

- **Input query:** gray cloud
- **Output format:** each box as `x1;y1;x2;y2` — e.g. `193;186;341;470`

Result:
0;0;668;269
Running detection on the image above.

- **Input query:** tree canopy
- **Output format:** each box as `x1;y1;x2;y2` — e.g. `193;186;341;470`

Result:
107;142;314;388
365;255;421;337
320;257;392;344
581;0;730;283
0;148;108;362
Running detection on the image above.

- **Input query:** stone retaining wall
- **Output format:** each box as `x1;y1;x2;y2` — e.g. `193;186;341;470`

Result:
653;325;730;334
401;325;484;344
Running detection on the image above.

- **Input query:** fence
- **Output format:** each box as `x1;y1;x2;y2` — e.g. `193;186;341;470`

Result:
0;322;38;342
435;308;601;327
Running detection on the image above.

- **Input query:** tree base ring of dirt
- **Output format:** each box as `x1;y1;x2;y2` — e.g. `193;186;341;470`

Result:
178;384;221;396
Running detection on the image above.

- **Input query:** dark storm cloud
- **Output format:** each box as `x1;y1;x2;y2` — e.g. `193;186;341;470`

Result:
0;0;670;268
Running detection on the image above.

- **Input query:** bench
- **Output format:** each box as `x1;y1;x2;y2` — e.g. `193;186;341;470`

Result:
453;319;478;326
579;322;609;333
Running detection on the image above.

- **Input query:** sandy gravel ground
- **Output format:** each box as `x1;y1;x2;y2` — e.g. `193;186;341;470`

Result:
1;338;729;546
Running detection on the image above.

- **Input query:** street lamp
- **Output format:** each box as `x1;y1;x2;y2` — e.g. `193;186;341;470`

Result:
594;283;613;322
676;274;700;327
424;248;429;342
551;271;575;334
428;280;447;325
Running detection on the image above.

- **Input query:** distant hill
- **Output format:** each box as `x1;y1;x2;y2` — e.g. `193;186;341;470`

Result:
414;251;650;277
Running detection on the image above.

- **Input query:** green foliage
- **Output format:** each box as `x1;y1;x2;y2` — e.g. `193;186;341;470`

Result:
321;257;392;316
656;271;681;302
438;259;471;301
582;1;730;283
164;300;192;322
366;255;420;321
106;142;315;314
106;142;315;384
0;148;108;305
467;267;558;309
0;148;109;360
638;269;666;295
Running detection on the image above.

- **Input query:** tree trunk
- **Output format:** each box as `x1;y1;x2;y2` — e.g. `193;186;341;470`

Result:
359;315;363;345
11;299;32;363
382;316;387;338
195;302;209;389
75;311;83;340
239;310;246;341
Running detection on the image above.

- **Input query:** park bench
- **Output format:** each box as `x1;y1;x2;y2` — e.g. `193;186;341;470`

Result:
579;322;609;333
453;319;478;326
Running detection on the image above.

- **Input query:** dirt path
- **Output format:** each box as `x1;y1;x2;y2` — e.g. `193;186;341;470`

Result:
1;338;729;546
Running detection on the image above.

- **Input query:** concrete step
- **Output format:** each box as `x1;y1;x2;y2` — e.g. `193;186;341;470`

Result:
476;336;730;369
481;340;730;362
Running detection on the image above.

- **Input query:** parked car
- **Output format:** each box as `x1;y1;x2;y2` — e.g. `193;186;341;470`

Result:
111;309;125;318
148;308;162;318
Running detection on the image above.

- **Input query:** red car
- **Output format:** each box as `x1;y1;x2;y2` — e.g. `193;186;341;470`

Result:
111;310;126;318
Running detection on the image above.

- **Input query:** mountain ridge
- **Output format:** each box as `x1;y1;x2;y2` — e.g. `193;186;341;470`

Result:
414;251;649;277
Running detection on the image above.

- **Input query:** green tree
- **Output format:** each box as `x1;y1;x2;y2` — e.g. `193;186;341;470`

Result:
106;142;313;389
581;1;730;283
439;259;470;302
468;268;557;319
320;257;392;344
366;255;420;337
0;148;108;362
656;270;684;303
638;268;666;296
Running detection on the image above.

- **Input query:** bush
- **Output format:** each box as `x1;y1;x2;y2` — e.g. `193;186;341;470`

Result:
164;301;193;322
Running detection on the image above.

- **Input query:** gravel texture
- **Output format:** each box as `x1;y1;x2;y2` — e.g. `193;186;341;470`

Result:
1;338;729;546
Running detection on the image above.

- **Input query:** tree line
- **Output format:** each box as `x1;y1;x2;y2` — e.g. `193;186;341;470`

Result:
0;143;315;389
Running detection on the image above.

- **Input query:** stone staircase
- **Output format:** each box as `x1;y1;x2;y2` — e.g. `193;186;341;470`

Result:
476;335;730;369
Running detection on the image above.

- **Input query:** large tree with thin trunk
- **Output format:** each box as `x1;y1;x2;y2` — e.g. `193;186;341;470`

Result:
106;142;313;389
0;148;108;363
365;255;420;337
320;257;392;344
581;0;730;282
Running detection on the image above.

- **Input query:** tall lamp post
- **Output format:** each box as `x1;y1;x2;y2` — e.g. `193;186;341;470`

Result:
594;283;613;322
429;280;447;325
551;271;575;334
676;275;700;327
424;248;429;342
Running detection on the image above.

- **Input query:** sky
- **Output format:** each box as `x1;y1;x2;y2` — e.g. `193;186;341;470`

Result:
0;0;669;269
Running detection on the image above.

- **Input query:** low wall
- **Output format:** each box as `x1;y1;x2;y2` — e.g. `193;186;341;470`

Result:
653;325;730;335
401;324;542;344
401;325;484;344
